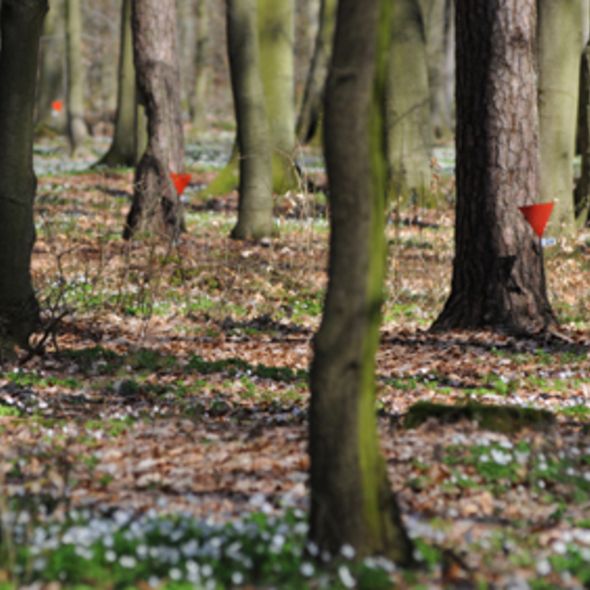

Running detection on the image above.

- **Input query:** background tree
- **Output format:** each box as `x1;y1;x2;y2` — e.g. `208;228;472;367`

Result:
432;0;555;335
386;0;433;203
0;0;47;353
65;0;87;153
309;0;413;562
226;0;273;240
295;0;337;145
190;0;210;133
123;0;185;240
537;0;588;236
98;0;146;167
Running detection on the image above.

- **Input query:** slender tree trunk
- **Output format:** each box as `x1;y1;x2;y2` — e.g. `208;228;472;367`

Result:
538;0;587;237
386;0;433;202
309;0;413;563
432;0;555;335
98;0;145;167
576;31;590;226
295;0;337;145
0;0;47;353
64;0;87;154
191;0;210;132
226;0;273;240
258;0;298;193
35;0;64;127
123;0;185;240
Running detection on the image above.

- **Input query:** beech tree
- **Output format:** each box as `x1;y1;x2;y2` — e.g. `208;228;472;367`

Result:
0;0;47;353
226;0;273;239
432;0;555;335
98;0;147;167
123;0;185;240
309;0;413;562
65;0;87;153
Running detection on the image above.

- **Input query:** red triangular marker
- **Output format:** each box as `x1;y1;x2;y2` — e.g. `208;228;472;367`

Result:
518;202;554;238
51;100;63;113
170;172;191;196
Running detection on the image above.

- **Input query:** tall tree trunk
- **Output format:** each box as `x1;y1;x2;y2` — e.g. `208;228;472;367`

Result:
432;0;555;335
123;0;185;240
575;26;590;227
419;0;454;139
387;0;433;202
0;0;47;353
258;0;298;193
98;0;145;168
190;0;210;133
295;0;337;145
35;0;64;127
309;0;413;563
538;0;587;237
226;0;273;240
64;0;87;154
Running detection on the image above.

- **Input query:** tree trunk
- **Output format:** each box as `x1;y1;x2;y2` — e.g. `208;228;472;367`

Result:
386;0;433;203
432;0;555;335
64;0;87;154
98;0;145;168
295;0;337;145
190;0;210;133
123;0;185;241
0;0;47;353
258;0;298;193
309;0;413;563
226;0;273;240
35;0;64;127
538;0;587;237
419;0;455;139
575;35;590;226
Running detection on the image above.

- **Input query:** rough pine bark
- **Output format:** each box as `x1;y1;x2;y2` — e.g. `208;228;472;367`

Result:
123;0;185;240
309;0;413;563
0;0;47;353
432;0;555;335
226;0;273;239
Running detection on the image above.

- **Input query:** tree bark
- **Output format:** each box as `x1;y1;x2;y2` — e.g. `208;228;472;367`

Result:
432;0;555;335
295;0;337;145
309;0;413;563
123;0;185;241
258;0;298;193
386;0;433;203
538;0;588;237
575;32;590;227
98;0;145;168
226;0;273;240
0;0;46;353
190;0;210;133
64;0;87;154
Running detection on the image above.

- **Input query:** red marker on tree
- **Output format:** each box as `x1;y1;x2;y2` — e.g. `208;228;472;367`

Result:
170;172;191;196
51;99;63;113
518;202;554;238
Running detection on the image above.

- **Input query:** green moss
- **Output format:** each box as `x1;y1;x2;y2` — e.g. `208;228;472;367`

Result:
404;401;555;433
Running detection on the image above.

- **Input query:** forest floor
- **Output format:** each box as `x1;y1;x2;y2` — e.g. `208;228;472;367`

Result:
0;136;589;589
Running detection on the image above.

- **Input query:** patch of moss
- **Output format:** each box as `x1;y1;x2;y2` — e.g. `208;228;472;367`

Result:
403;401;555;433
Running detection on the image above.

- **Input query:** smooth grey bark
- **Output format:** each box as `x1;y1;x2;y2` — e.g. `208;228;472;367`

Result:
123;0;185;240
0;0;47;352
295;0;337;144
433;0;555;335
538;0;588;237
226;0;273;240
64;0;87;153
98;0;145;167
387;0;433;202
309;0;413;563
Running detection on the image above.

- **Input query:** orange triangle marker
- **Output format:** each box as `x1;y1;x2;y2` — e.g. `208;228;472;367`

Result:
518;202;554;238
51;100;63;113
170;172;191;196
